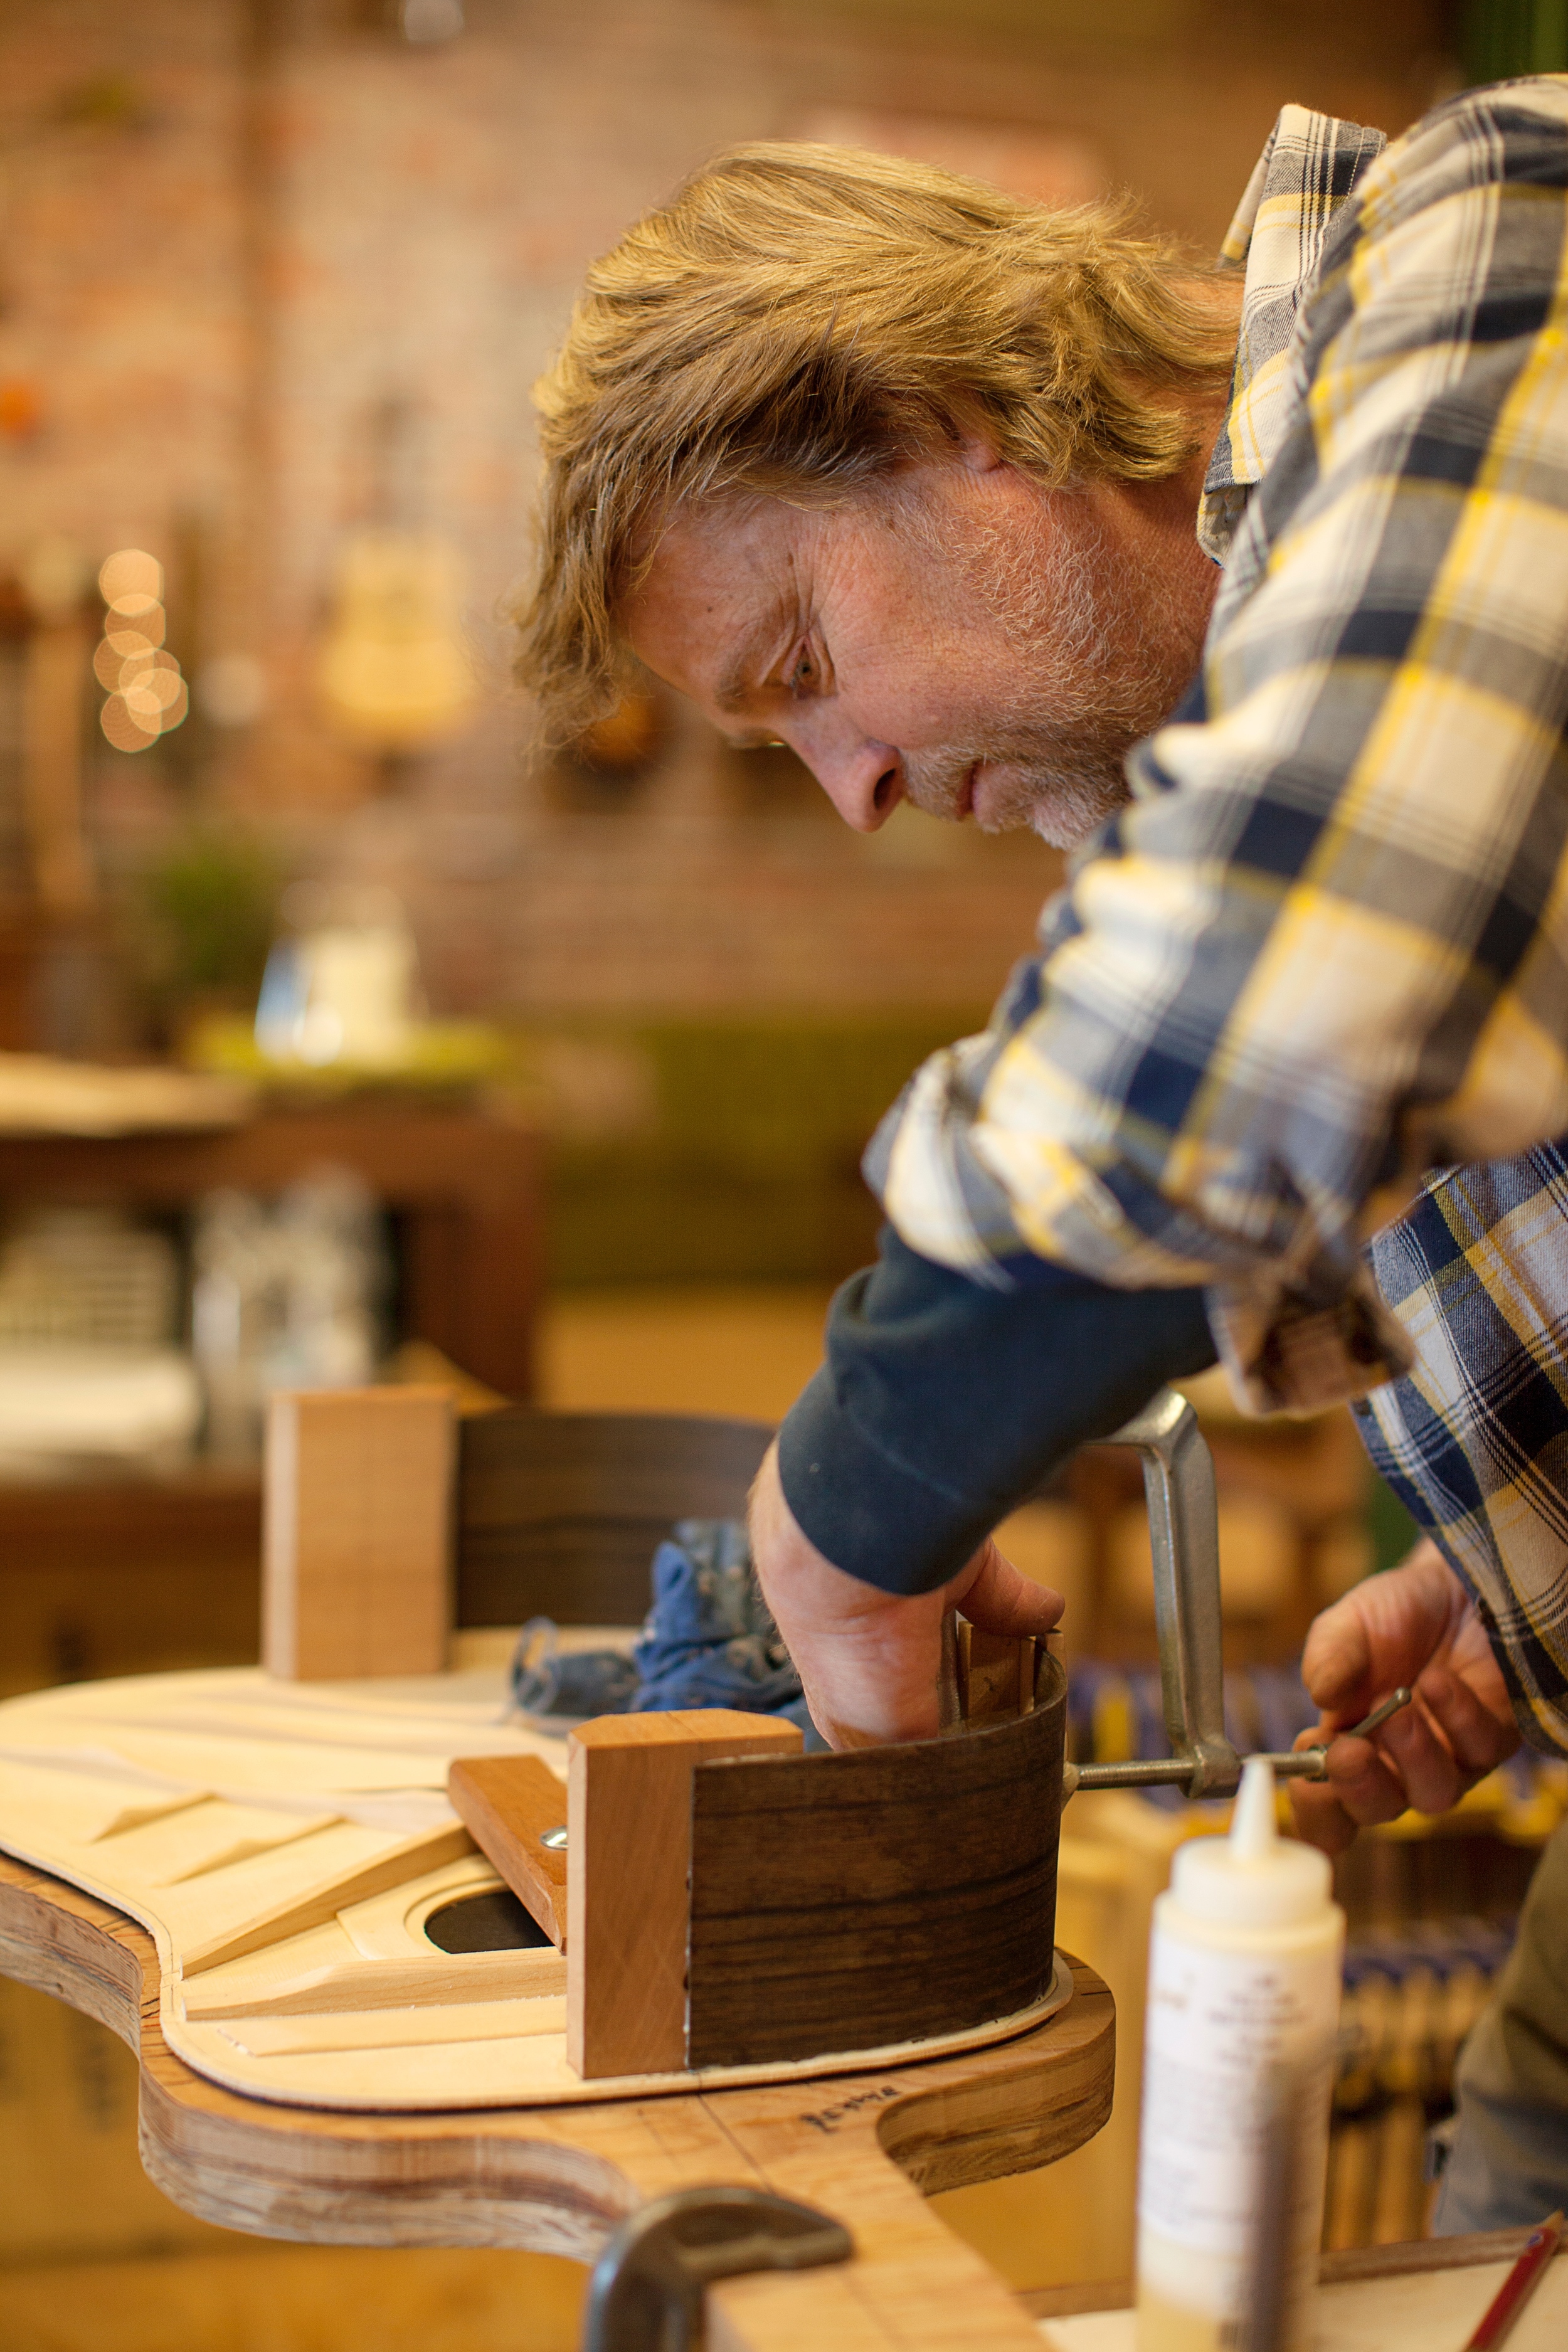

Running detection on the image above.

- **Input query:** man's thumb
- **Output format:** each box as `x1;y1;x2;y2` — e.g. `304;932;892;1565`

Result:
1300;1587;1372;1712
955;1542;1066;1640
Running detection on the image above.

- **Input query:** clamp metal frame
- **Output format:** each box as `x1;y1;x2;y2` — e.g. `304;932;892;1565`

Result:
1064;1389;1409;1801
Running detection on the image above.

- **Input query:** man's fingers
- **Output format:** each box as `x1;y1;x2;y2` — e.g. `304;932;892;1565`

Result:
1288;1776;1360;1857
953;1542;1065;1639
1375;1699;1463;1816
1417;1663;1519;1777
1301;1542;1463;1715
1300;1587;1374;1714
1318;1731;1416;1826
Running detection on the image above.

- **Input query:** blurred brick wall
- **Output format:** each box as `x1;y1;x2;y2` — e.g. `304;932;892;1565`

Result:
0;0;1453;1020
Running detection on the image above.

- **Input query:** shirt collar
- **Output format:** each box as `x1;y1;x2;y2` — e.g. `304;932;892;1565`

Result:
1198;103;1388;561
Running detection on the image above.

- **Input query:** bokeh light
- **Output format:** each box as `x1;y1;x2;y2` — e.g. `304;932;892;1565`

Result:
94;548;188;751
98;546;162;611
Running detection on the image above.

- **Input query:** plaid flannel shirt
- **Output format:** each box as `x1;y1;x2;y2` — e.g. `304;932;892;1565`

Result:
864;82;1568;1752
1357;1149;1568;1755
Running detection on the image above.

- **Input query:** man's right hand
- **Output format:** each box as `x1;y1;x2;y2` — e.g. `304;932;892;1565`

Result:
1289;1538;1520;1855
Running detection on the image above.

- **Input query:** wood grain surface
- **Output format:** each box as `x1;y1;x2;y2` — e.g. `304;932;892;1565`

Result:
687;1653;1065;2069
0;1851;1115;2352
0;1667;1076;2112
567;1710;802;2077
447;1754;571;1946
264;1389;455;1680
455;1408;773;1628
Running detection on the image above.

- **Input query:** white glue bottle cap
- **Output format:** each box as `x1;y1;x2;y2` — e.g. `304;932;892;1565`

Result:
1169;1756;1333;1931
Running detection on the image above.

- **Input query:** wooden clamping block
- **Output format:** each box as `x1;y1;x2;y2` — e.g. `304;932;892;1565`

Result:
955;1622;1039;1727
264;1387;456;1680
566;1710;803;2079
447;1754;569;1948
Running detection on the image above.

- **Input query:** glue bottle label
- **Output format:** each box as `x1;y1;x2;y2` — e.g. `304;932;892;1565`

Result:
1142;1929;1335;2277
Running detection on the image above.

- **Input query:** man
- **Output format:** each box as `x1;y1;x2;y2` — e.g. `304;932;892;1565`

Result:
519;86;1568;2225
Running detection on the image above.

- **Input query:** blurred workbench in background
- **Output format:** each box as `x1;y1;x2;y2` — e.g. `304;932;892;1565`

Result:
0;1098;541;1695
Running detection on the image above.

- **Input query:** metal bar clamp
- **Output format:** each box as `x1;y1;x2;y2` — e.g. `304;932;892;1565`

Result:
1062;1388;1410;1802
581;2185;853;2352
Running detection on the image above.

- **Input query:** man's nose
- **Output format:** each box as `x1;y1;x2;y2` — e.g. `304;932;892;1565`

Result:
802;736;905;832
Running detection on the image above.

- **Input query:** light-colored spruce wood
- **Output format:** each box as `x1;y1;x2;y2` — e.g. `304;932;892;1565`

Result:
181;1824;476;1975
566;1710;802;2079
0;1851;1113;2352
264;1388;455;1680
0;1668;1073;2111
447;1756;568;1947
182;1947;566;2020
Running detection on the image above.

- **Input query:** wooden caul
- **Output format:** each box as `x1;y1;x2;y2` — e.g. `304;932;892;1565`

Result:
0;1658;1071;2112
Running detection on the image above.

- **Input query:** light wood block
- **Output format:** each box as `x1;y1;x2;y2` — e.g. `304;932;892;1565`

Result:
447;1756;569;1949
264;1388;455;1680
566;1710;802;2080
965;1626;1027;1726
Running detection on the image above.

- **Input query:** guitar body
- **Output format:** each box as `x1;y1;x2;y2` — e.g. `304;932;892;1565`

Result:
0;1842;1111;2351
0;1660;1071;2109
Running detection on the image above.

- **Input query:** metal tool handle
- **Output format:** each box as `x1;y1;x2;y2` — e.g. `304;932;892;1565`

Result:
1096;1387;1239;1799
581;2186;852;2352
1061;1387;1409;1802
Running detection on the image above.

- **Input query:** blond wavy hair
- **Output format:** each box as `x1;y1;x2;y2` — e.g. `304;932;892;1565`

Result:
516;140;1235;739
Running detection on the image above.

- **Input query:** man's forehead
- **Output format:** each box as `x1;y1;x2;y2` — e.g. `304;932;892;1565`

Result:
640;494;803;590
625;502;803;706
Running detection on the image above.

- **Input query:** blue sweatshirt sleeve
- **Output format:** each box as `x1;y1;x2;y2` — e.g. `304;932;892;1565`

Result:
776;1226;1217;1595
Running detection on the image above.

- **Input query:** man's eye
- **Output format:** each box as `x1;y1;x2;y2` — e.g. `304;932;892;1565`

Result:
788;645;817;694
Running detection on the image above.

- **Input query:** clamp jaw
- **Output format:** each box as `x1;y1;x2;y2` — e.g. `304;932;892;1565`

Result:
581;2186;852;2352
1061;1388;1409;1801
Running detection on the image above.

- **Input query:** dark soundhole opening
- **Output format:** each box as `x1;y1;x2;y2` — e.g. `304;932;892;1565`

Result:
423;1888;553;1952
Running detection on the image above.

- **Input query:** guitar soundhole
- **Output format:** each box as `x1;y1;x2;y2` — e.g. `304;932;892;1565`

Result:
423;1889;553;1953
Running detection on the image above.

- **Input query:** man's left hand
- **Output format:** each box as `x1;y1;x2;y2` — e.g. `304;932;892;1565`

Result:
1289;1539;1519;1855
748;1439;1064;1747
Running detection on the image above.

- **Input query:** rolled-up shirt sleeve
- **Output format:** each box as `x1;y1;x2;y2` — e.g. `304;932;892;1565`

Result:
868;88;1568;1417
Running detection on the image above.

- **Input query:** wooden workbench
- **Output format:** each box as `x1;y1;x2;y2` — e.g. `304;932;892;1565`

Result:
0;1850;1115;2351
1029;2232;1568;2349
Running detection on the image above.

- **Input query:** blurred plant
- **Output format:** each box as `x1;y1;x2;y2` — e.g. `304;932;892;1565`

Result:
135;828;284;1026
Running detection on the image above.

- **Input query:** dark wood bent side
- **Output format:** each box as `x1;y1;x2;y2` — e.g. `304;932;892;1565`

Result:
686;1650;1066;2068
455;1408;775;1627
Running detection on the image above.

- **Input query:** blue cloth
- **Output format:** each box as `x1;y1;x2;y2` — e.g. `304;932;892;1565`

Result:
509;1518;823;1745
509;1618;640;1720
631;1518;810;1725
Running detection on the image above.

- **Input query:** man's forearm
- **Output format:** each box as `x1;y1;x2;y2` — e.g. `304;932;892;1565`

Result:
777;1226;1217;1593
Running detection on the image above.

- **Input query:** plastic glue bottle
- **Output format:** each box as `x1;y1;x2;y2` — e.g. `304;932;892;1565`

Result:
1135;1757;1344;2352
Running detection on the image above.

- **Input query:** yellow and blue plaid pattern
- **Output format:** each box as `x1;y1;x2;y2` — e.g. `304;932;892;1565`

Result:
1357;1148;1568;1754
870;79;1568;1425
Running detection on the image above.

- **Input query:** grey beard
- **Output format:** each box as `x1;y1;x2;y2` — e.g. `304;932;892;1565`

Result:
902;739;1128;846
898;487;1195;846
1026;765;1128;848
